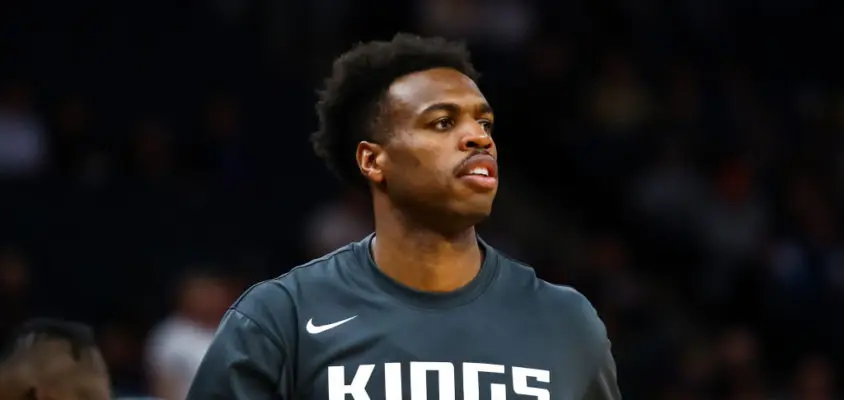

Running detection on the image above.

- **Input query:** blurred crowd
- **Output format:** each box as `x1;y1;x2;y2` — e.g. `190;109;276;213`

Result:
1;0;843;399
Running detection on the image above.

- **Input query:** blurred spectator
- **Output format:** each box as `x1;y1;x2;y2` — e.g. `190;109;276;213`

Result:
715;327;762;381
128;117;176;185
415;0;534;49
145;269;234;400
631;139;704;236
0;80;48;180
697;155;768;304
587;51;654;135
99;321;147;397
51;95;110;188
0;319;111;400
663;62;704;127
0;245;31;342
200;93;249;189
304;190;372;259
787;356;838;400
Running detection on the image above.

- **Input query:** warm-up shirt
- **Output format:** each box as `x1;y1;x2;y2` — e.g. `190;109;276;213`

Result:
187;235;622;400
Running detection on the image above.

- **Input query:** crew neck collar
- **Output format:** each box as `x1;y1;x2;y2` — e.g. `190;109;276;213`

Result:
352;233;499;309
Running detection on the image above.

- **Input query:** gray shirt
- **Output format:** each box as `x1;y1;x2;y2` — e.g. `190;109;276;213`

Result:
187;235;622;400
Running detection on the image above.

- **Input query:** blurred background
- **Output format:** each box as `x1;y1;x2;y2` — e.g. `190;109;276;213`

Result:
1;0;843;398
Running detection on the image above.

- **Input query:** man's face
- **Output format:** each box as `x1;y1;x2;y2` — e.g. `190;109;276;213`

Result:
360;68;499;224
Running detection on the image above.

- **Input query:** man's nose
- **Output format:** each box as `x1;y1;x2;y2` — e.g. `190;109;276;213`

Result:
459;128;493;151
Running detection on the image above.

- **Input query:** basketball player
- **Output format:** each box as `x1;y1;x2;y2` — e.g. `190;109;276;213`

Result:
187;33;622;399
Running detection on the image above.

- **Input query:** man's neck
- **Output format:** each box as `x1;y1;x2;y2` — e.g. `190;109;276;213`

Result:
372;210;483;293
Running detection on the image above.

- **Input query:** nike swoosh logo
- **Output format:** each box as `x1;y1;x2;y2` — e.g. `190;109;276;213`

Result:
306;315;357;334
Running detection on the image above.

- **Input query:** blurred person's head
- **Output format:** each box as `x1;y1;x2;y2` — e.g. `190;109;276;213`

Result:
0;245;29;298
665;62;702;125
717;327;760;372
204;94;240;139
526;35;572;82
584;233;629;274
175;269;233;328
55;96;91;138
0;80;34;112
305;189;374;258
589;49;651;133
785;172;837;245
130;117;173;179
0;319;110;400
311;33;499;235
599;50;637;84
678;338;716;387
793;355;836;400
714;155;754;205
727;382;767;400
712;332;767;400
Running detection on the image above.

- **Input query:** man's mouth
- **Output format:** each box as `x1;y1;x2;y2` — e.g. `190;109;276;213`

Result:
467;166;491;177
456;154;498;191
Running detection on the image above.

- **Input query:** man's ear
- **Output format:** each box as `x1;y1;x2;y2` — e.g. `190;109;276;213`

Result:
356;141;386;184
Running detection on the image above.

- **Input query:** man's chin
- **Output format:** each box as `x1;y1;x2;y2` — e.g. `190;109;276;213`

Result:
433;211;492;237
453;203;494;225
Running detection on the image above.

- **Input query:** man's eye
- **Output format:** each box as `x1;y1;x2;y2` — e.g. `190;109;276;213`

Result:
433;118;455;130
478;119;494;133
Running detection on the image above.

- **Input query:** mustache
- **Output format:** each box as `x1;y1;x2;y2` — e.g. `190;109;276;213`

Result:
455;151;497;173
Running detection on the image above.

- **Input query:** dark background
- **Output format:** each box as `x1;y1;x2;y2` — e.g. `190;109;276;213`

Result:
1;0;843;398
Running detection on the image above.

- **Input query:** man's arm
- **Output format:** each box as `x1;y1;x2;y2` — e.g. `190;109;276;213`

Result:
582;346;622;400
186;308;292;400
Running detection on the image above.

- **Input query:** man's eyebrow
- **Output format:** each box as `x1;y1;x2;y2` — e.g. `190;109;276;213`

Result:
418;102;494;116
477;103;494;116
419;102;459;115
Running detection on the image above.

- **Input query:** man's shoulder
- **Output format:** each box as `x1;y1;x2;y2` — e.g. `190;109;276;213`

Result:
219;242;365;353
494;249;588;302
231;241;362;322
494;250;606;338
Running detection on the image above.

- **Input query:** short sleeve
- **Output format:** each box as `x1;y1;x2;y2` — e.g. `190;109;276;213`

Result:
579;294;622;400
185;308;293;400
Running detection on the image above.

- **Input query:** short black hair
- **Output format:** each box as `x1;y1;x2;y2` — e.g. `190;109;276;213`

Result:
311;33;479;185
2;318;96;362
